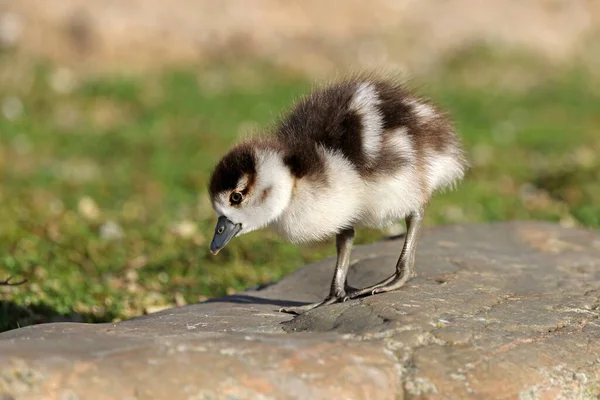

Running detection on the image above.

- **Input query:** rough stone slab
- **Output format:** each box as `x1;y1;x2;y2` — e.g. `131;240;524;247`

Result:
1;222;599;399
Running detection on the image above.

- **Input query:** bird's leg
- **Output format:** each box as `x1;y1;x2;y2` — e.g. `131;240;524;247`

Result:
346;209;424;300
329;227;357;297
279;227;355;315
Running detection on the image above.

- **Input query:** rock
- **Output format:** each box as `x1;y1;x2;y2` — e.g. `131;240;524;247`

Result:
1;222;599;399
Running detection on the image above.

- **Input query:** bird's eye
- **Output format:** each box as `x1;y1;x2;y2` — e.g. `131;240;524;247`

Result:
230;192;243;204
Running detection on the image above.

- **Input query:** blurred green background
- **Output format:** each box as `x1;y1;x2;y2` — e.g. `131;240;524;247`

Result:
1;1;599;332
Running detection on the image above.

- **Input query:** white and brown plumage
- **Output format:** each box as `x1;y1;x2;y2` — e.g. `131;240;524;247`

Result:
208;75;468;314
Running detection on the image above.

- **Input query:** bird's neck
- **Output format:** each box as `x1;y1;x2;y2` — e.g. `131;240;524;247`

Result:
254;147;295;223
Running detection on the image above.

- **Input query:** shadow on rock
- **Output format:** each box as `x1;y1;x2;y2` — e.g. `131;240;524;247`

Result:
204;294;308;308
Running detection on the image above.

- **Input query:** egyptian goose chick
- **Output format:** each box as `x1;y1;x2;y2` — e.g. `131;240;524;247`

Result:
208;75;468;314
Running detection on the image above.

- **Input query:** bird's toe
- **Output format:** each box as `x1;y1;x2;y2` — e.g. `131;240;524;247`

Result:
278;297;334;315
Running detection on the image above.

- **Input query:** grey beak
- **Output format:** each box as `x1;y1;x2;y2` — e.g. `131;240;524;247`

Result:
210;216;242;255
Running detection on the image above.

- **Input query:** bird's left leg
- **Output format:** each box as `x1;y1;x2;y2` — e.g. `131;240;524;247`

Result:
279;227;355;315
346;208;424;299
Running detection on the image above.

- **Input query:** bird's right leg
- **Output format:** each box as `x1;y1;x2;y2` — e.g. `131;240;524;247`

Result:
279;227;355;315
345;209;423;300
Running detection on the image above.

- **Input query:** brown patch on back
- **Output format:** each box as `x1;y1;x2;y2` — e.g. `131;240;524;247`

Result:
282;151;322;179
369;129;411;178
275;78;410;179
276;81;356;178
416;108;458;153
211;75;466;202
374;79;456;154
373;78;468;189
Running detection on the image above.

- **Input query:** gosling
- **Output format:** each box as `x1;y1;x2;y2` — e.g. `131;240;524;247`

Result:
208;75;468;314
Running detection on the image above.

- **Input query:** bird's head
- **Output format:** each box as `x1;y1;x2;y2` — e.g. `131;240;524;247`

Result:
208;142;294;255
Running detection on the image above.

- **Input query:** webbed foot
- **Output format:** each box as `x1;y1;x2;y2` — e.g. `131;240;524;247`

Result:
278;296;341;315
279;286;358;315
343;271;413;301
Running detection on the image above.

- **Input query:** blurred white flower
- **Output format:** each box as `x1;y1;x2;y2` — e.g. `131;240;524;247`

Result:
170;220;197;239
49;67;77;94
158;272;169;284
100;220;124;240
125;269;139;282
2;96;23;120
78;196;100;220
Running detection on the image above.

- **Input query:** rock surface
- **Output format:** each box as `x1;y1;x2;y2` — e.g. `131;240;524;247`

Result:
1;222;599;399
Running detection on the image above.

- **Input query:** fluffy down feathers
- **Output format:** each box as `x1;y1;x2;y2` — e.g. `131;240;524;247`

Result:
209;75;468;244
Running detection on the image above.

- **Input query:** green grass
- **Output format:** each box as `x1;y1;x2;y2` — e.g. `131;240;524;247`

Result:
1;49;599;332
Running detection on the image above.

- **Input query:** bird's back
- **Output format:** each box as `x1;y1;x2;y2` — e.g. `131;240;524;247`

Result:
274;76;466;186
271;76;467;240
